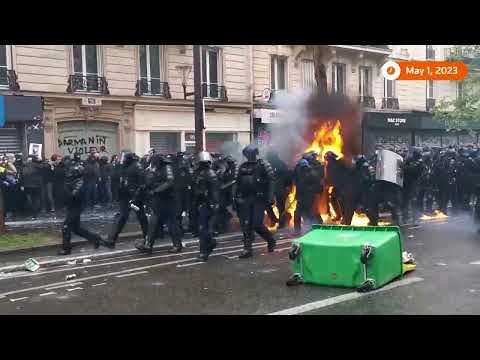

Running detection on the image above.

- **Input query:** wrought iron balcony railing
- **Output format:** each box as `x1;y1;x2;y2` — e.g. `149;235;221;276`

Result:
426;98;436;112
382;97;400;110
358;96;376;109
135;79;171;98
0;69;21;91
201;83;227;101
66;74;110;94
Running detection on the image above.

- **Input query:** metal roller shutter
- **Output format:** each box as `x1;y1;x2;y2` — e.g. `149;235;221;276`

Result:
150;132;179;154
0;128;22;154
206;132;234;153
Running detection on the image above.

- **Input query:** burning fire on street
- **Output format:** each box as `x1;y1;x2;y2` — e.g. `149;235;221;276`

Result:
419;210;448;221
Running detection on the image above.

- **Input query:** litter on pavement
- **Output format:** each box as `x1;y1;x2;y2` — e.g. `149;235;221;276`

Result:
67;260;77;265
82;259;92;264
65;274;77;280
24;258;40;272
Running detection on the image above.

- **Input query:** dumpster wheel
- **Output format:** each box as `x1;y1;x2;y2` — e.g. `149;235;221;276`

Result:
286;273;304;286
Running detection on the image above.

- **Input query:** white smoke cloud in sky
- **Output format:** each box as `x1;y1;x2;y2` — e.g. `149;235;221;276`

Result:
262;88;314;165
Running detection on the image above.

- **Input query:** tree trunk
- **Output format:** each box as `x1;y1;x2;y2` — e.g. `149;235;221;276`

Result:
313;45;329;96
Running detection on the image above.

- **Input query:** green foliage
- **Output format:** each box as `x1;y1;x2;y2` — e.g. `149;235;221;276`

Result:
434;45;480;129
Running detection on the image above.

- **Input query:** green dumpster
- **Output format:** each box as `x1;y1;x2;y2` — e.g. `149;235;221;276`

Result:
289;225;403;291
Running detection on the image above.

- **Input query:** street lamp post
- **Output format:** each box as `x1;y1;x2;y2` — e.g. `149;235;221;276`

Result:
193;45;205;152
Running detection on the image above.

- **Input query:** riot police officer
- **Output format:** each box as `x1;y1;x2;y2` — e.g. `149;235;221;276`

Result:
416;148;435;215
402;147;424;224
456;147;475;212
293;151;324;234
234;144;276;258
58;162;102;255
174;152;195;237
435;147;457;215
135;154;181;254
192;151;220;262
102;151;148;249
213;154;238;234
266;150;290;229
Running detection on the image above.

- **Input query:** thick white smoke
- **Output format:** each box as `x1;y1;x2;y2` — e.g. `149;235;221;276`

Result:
261;89;314;165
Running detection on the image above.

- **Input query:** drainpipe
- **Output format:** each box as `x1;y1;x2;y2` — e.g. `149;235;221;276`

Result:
249;45;254;145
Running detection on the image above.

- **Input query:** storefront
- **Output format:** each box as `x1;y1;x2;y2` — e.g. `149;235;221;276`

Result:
0;95;43;157
134;104;250;155
57;120;119;159
253;107;285;147
41;97;130;160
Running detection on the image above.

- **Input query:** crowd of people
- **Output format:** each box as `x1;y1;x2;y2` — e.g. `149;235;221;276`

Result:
0;152;122;219
2;142;480;261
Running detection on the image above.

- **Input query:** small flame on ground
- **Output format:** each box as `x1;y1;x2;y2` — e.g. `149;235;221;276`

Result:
266;205;280;232
350;212;370;227
420;210;448;220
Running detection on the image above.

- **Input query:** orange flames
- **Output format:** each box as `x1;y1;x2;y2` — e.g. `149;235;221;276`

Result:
420;210;448;221
280;119;386;230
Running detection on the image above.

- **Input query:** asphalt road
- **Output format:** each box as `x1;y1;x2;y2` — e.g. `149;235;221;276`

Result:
1;214;479;314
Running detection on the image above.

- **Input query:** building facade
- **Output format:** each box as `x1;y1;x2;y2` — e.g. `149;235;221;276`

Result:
0;44;464;159
0;45;252;160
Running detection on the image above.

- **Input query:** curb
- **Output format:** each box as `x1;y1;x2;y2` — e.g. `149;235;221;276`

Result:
0;232;247;274
0;231;145;257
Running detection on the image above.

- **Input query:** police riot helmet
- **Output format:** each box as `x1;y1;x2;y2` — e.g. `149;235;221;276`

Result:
197;151;213;164
243;144;259;162
120;150;136;166
324;151;338;162
298;159;309;169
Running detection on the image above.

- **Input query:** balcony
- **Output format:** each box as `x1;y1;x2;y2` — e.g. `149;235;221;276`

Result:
201;83;227;101
0;69;20;91
382;97;400;110
444;46;480;60
358;96;376;109
426;98;436;112
135;79;171;98
66;74;109;94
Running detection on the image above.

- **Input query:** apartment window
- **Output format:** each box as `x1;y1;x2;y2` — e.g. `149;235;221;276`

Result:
202;46;222;98
331;63;346;95
427;80;434;99
71;45;101;92
0;45;11;87
301;59;315;89
138;45;167;96
271;55;287;90
384;79;396;98
359;66;373;97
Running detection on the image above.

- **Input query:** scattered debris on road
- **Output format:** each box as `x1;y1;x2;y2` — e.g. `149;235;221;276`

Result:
65;274;77;280
83;259;92;264
67;260;77;265
24;258;40;272
435;263;447;267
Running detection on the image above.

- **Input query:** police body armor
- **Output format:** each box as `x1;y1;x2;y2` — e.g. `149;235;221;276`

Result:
375;149;404;188
295;159;324;198
119;161;145;199
145;161;175;200
193;168;218;207
64;164;85;206
236;159;274;204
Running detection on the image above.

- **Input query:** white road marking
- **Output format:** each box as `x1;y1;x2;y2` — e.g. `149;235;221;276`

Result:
176;262;205;268
116;271;149;278
0;238;267;281
39;292;56;297
10;297;29;302
45;282;83;291
469;260;480;265
91;282;107;287
268;277;424;315
0;239;292;299
407;226;421;230
66;287;83;292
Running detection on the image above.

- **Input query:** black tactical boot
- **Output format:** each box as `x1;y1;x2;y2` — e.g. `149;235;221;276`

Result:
57;248;71;256
267;239;276;253
168;245;183;254
197;253;209;262
135;238;153;254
